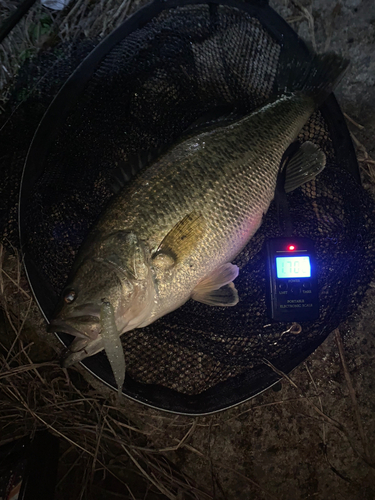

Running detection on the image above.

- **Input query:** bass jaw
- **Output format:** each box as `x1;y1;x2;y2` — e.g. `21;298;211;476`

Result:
60;336;105;367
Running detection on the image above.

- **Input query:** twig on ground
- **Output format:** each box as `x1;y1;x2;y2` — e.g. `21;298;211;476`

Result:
289;0;317;50
344;113;365;130
305;362;326;446
334;328;374;467
349;130;375;186
263;357;375;469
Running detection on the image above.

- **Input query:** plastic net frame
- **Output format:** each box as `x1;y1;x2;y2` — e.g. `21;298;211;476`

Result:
1;0;373;413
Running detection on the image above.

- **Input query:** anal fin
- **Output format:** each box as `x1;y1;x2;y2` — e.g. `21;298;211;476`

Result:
191;263;239;307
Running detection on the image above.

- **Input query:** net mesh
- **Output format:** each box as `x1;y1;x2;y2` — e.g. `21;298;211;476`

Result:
2;3;375;404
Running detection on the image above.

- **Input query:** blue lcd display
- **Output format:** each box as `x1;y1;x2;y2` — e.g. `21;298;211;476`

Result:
276;256;311;278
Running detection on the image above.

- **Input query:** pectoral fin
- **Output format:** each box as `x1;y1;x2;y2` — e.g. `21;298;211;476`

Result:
284;141;326;193
191;263;239;306
153;211;206;265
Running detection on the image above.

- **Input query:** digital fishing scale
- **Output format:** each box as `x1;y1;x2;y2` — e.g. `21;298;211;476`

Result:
265;142;320;323
265;237;319;322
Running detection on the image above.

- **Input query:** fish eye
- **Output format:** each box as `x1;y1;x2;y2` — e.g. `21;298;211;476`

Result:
64;289;77;304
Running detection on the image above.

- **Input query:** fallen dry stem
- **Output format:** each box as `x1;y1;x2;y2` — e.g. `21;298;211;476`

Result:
158;420;198;453
262;357;375;469
305;362;326;446
90;409;107;484
5;299;33;362
147;458;213;500
0;268;31;298
222;396;312;424
56;450;86;489
106;418;177;500
344;113;364;130
213;462;279;500
289;0;317;50
0;0;141;113
350;130;375;184
0;341;211;499
334;328;374;466
5;386;134;496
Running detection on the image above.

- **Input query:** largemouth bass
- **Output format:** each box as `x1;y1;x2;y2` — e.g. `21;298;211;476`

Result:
49;53;348;393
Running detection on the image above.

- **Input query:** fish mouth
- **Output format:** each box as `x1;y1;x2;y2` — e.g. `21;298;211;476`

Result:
48;315;101;339
61;336;105;367
48;319;85;337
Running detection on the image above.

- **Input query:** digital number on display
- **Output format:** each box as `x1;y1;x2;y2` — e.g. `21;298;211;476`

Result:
276;256;311;278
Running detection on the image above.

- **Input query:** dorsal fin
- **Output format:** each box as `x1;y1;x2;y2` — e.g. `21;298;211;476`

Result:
109;146;165;193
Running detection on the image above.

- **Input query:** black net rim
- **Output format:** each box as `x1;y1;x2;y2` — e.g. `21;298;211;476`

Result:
19;0;360;415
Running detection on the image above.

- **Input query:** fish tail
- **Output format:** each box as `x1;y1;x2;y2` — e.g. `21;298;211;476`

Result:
279;52;349;106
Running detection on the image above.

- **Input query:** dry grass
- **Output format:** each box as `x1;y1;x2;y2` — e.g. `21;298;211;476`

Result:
0;244;215;500
0;244;298;499
0;5;209;496
286;0;317;51
1;1;375;498
0;362;211;499
350;131;375;186
0;3;279;497
263;347;375;471
0;246;288;500
0;0;145;106
2;241;374;498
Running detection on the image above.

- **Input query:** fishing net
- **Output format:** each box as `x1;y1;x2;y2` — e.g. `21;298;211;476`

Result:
2;0;375;413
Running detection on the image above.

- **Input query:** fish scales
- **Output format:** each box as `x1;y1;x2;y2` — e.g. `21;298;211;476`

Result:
48;51;349;386
90;93;313;322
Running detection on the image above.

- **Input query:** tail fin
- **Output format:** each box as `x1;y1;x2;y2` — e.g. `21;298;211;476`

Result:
278;52;349;106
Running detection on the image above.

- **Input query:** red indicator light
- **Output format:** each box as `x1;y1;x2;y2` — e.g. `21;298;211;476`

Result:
288;245;295;251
